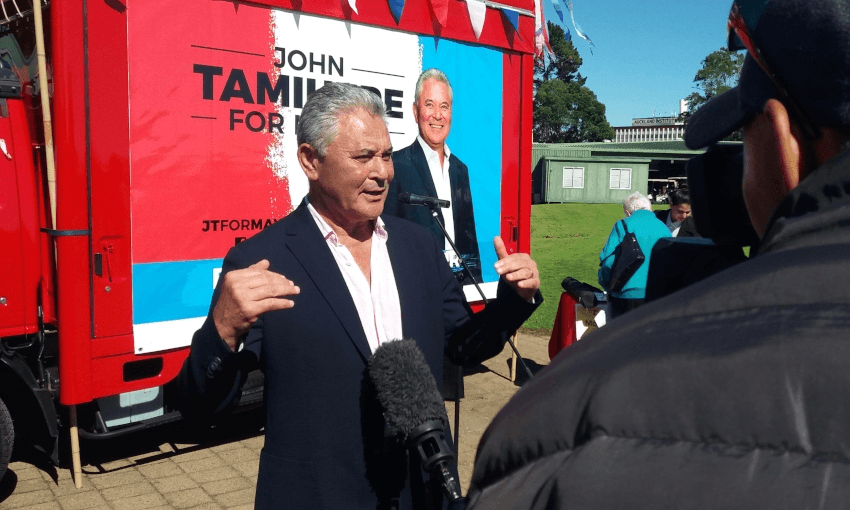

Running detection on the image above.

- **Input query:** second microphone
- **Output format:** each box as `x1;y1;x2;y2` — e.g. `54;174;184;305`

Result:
398;192;450;209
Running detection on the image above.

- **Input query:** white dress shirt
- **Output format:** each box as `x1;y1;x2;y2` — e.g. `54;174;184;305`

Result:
306;200;403;354
664;211;682;237
417;135;455;252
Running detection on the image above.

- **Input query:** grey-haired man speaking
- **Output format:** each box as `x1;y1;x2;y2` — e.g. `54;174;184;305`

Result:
178;82;540;510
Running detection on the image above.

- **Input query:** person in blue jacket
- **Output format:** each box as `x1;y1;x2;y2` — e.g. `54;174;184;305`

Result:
598;191;671;318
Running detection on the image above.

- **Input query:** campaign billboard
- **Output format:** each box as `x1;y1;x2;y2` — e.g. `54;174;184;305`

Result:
128;0;504;353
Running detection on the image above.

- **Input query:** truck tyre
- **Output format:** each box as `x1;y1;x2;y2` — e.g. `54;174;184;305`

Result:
0;396;13;480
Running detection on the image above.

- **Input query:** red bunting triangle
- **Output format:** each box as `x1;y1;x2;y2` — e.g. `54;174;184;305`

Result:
428;0;449;27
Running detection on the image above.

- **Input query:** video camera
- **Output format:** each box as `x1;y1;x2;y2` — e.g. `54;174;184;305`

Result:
645;143;758;302
686;143;759;247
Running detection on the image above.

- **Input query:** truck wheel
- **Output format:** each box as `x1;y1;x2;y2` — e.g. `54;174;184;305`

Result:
0;397;13;480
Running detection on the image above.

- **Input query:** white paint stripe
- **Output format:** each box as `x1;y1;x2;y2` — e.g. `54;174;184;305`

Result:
463;281;498;303
134;283;497;353
133;317;206;354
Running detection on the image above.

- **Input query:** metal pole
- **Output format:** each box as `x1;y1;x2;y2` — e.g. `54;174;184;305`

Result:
429;210;534;381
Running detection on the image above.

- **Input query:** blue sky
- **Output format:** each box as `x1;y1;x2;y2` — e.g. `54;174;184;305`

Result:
541;0;733;127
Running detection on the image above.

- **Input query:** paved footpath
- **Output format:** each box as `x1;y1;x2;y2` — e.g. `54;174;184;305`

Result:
0;411;266;510
0;329;550;510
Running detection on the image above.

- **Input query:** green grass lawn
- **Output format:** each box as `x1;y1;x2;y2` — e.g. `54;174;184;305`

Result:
523;203;669;330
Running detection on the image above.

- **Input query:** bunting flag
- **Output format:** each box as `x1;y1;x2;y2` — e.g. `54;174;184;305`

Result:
348;0;359;14
388;0;405;23
428;0;449;27
566;0;595;49
550;0;564;23
533;0;555;59
564;25;571;42
501;8;520;33
465;0;487;39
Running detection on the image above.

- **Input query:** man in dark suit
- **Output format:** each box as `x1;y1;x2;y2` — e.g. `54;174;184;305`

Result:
386;69;481;285
178;82;540;510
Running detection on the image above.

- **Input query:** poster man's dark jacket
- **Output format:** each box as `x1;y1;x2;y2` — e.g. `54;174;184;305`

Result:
387;142;481;283
466;148;850;509
178;201;538;510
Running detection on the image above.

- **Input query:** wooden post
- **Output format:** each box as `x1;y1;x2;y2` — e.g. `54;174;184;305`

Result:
33;0;57;229
69;406;82;488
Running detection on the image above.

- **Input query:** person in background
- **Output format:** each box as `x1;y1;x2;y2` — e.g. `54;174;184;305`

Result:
598;192;671;318
654;189;692;236
466;0;850;507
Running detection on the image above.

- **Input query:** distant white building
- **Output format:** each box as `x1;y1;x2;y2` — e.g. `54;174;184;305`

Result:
613;100;688;143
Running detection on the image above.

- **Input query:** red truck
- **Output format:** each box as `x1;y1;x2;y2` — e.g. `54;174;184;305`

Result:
0;0;535;484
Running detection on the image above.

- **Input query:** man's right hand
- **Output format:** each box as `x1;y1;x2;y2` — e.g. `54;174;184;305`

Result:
213;259;300;351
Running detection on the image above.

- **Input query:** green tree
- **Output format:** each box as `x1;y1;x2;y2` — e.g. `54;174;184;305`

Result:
681;48;745;140
534;80;615;143
534;22;586;89
533;22;613;143
683;48;745;115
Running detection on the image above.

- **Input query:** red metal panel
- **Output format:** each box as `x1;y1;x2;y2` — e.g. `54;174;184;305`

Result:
91;335;138;359
8;99;42;334
0;112;27;336
499;52;532;256
0;99;51;338
33;137;58;326
247;0;535;54
518;53;533;254
53;0;94;405
499;52;521;255
88;0;133;339
89;347;187;401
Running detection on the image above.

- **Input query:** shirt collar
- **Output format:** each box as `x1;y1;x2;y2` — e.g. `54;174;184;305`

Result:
416;134;451;163
665;211;682;229
305;197;388;247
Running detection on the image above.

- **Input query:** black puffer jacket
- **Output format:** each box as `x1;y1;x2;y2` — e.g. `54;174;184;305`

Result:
467;148;850;509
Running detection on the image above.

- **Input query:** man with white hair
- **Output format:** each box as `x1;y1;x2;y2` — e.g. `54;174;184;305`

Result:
597;191;671;318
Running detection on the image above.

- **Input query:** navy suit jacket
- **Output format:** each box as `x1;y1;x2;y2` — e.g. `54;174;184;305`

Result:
178;201;538;509
387;142;482;284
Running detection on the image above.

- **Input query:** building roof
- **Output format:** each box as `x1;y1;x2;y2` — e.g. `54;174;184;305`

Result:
534;141;740;162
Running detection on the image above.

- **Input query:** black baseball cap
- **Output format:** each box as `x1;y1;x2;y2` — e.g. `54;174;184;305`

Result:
685;0;850;150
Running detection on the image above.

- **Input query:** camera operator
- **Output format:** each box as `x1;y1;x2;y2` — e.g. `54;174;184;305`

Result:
653;189;692;237
465;0;850;508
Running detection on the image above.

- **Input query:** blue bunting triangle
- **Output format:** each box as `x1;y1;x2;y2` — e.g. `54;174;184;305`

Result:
388;0;405;23
550;0;565;23
501;8;520;32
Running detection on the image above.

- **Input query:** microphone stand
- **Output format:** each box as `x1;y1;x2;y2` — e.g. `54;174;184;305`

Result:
428;209;534;382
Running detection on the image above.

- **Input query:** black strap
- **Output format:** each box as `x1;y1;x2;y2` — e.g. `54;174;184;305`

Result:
41;228;90;237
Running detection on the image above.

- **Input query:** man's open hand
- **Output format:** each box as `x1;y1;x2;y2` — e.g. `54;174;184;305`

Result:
493;236;540;302
213;259;300;350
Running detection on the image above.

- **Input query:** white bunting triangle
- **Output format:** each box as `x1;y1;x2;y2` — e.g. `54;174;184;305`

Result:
465;0;487;39
349;0;359;14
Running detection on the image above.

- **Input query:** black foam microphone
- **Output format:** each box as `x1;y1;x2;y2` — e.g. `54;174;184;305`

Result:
368;339;465;504
398;192;450;209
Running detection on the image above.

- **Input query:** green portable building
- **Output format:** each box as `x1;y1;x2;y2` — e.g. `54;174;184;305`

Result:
532;141;713;204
